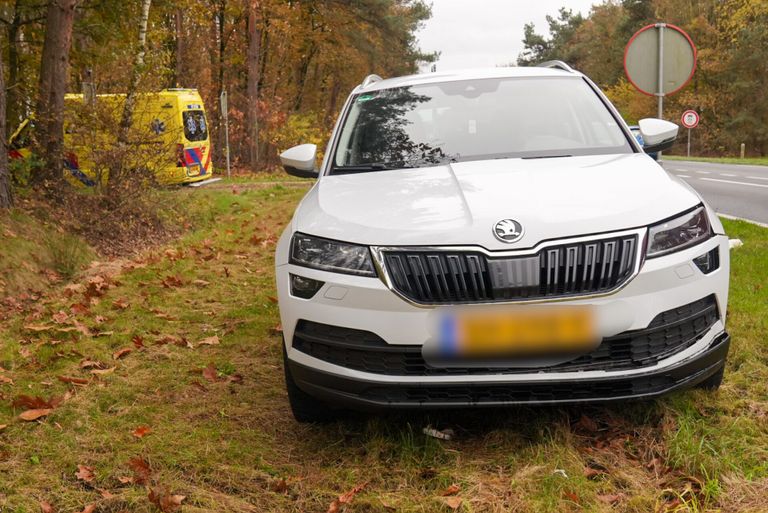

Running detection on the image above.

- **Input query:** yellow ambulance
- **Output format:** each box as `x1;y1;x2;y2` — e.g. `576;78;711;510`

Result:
8;89;214;186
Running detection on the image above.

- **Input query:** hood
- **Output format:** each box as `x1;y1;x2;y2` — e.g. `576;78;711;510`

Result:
295;153;701;250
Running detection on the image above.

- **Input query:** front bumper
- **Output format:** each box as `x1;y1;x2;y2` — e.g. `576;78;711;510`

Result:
277;233;730;409
288;331;729;409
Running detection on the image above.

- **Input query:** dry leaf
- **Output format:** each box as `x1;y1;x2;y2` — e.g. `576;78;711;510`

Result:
52;311;69;324
76;505;96;513
202;363;219;383
132;335;145;349
39;500;55;513
148;487;186;513
57;376;89;386
79;359;103;369
90;367;116;376
127;457;151;485
113;348;132;360
0;424;7;431
439;496;462;510
327;482;367;513
192;279;210;287
132;426;152;438
12;394;62;410
0;374;13;385
76;464;95;483
113;298;130;310
198;335;220;346
19;408;53;421
441;484;460;496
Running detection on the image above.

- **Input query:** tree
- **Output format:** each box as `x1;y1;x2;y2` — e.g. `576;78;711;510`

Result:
35;0;78;188
245;0;260;169
0;53;13;208
517;8;585;66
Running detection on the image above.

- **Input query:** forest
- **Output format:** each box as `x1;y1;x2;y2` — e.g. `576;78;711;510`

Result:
0;0;434;209
519;0;768;159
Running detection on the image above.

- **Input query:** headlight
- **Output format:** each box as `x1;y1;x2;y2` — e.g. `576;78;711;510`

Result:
290;233;377;276
646;206;711;258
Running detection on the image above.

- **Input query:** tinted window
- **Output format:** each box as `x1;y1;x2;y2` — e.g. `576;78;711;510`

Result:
333;77;632;172
183;110;208;142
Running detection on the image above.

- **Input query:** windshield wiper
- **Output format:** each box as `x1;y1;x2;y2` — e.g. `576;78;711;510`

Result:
331;163;404;174
520;154;573;160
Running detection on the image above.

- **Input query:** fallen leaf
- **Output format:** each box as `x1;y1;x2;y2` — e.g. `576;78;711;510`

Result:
76;505;96;513
113;298;130;310
148;487;185;513
132;335;146;349
19;408;53;421
76;464;95;483
52;311;69;324
39;500;54;513
437;496;462;510
0;374;13;385
161;275;184;288
198;335;220;346
24;324;54;332
597;493;624;504
441;484;460;496
132;426;152;438
98;488;115;499
90;367;116;376
270;478;288;493
192;279;210;287
57;376;90;385
202;363;219;383
70;303;90;315
80;359;103;369
267;296;278;304
12;395;63;410
563;490;581;505
327;482;367;513
127;457;151;485
113;348;132;360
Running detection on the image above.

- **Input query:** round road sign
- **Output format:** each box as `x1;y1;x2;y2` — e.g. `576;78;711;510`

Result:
681;110;699;129
624;24;696;97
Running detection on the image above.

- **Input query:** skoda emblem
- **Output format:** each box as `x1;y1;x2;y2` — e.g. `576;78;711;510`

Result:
493;219;524;243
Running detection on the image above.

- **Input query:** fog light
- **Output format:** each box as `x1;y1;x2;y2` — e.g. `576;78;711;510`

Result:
693;248;720;274
290;274;324;299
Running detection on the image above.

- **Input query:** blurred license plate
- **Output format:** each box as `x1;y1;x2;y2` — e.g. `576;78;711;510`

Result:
439;307;596;358
187;164;201;176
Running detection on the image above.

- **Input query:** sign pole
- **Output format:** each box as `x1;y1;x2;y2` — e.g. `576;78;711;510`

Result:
656;23;665;158
687;128;691;158
220;90;231;179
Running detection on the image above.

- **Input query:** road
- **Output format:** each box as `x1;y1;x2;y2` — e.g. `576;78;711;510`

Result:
661;160;768;225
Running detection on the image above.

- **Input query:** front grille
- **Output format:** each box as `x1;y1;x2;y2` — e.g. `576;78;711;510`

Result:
292;295;719;376
382;235;638;304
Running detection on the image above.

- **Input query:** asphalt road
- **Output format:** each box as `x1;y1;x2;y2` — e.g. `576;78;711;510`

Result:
661;159;768;225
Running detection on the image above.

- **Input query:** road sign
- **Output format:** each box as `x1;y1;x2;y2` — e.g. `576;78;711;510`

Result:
681;109;699;129
624;23;697;121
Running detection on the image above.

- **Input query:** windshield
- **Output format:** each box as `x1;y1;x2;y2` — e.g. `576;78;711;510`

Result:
332;77;632;173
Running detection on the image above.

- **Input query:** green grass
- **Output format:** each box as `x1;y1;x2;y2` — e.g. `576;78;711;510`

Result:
0;192;766;512
663;155;768;166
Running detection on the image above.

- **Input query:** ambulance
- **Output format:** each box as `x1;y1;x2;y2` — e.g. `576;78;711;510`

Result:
8;89;213;186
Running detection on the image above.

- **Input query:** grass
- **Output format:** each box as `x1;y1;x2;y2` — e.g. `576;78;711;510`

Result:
663;155;768;167
0;187;766;512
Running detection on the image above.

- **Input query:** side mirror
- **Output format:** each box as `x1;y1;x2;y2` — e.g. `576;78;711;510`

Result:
280;144;318;178
638;118;678;153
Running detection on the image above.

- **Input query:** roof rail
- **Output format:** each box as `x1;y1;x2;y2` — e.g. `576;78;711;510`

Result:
360;74;383;88
536;60;575;73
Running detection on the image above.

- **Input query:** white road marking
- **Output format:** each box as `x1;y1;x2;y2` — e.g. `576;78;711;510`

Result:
747;176;768;181
676;174;691;178
720;173;737;177
700;177;768;189
672;168;690;172
695;170;710;174
717;213;768;228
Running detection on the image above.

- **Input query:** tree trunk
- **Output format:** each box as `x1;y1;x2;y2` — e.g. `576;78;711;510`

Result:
35;0;78;188
174;8;185;87
118;0;152;146
246;0;261;170
7;1;23;131
0;55;13;209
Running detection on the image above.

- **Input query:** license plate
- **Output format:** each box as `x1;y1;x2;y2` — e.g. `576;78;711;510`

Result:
187;164;201;176
438;306;596;358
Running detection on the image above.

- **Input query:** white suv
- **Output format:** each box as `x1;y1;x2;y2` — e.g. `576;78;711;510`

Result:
275;63;730;422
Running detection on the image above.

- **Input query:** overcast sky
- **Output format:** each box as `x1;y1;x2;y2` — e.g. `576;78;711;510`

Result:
416;0;597;71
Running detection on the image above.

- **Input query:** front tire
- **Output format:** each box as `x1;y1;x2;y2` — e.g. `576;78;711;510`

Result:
283;342;339;423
